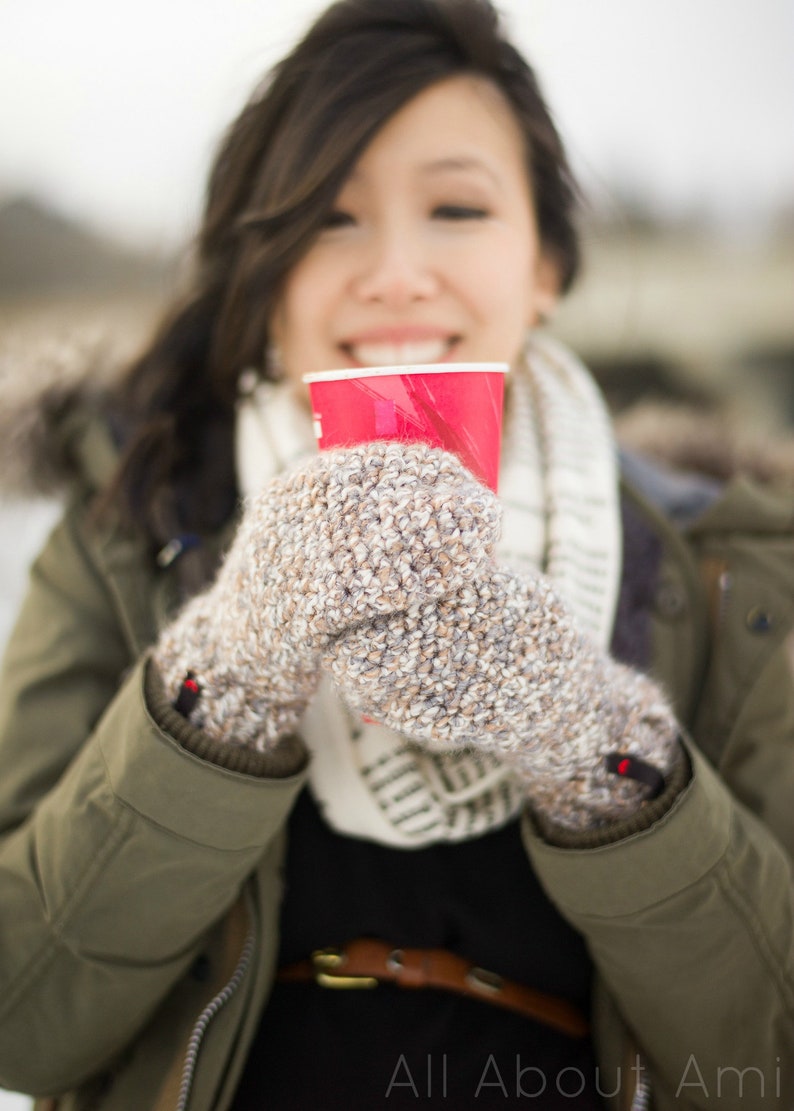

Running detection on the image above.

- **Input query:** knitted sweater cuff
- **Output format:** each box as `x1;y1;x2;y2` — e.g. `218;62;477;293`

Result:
144;656;309;779
530;739;692;849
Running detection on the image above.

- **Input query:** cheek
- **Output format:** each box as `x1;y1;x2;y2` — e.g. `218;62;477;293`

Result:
270;273;326;354
460;242;538;324
277;250;333;317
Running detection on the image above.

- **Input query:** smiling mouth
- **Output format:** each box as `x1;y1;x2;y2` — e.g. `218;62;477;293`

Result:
342;337;459;367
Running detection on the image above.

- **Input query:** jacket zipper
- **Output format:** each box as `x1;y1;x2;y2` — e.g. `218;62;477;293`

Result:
175;927;256;1111
630;1070;651;1111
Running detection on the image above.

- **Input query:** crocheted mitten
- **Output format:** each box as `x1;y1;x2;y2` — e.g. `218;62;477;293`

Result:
154;442;500;750
326;564;680;830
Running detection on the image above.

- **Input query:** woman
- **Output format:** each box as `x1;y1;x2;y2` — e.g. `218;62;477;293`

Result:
0;1;792;1108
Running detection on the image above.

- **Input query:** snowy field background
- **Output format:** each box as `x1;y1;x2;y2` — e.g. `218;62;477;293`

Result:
0;498;61;654
0;1092;29;1110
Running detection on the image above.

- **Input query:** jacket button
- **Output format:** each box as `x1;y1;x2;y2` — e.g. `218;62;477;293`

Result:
746;606;773;634
655;581;687;619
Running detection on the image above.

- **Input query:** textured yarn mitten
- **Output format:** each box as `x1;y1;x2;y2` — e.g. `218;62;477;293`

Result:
154;442;500;751
326;565;681;831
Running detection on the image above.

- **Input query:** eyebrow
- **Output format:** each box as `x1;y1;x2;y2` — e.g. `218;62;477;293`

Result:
343;155;503;190
419;156;502;186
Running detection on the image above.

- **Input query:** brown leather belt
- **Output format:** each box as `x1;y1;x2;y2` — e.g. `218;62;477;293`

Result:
277;938;589;1039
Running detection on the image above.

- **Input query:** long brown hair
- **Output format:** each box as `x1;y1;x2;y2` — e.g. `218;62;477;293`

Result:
114;0;581;546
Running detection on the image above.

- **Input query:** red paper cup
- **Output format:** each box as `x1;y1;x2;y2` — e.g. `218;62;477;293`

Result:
302;362;508;492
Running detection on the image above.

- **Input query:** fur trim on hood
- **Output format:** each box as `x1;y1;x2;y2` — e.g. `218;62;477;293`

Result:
0;330;126;499
615;401;794;490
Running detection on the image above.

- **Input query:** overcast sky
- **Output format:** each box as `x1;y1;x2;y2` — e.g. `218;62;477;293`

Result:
1;0;793;249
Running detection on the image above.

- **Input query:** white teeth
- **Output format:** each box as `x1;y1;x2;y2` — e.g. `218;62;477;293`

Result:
350;340;450;366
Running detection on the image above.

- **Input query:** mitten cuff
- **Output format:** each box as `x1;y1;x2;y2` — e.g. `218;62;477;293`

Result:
530;739;691;848
152;587;318;751
511;648;683;832
145;657;308;779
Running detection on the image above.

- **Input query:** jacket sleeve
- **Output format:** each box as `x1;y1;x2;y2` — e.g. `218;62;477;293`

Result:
0;499;307;1096
523;737;794;1109
521;474;794;1110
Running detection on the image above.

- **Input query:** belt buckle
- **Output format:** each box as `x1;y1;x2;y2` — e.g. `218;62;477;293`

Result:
310;947;378;989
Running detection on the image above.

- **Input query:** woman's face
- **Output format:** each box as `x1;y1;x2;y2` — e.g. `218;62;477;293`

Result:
270;75;560;387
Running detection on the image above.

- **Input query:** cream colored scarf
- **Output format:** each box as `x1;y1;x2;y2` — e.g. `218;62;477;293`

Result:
235;334;621;846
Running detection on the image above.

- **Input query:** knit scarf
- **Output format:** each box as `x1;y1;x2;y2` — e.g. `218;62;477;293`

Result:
235;334;621;847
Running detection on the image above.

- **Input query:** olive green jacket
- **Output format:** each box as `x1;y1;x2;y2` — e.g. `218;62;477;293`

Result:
0;413;793;1111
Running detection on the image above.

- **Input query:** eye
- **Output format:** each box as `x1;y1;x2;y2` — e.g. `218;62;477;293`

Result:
432;204;489;221
321;209;356;230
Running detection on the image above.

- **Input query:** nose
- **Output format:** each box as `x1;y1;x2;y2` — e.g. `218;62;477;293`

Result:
352;227;439;307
